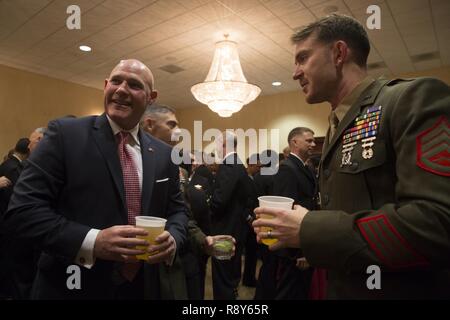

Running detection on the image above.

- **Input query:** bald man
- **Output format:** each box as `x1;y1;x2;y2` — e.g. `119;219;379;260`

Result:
3;59;188;299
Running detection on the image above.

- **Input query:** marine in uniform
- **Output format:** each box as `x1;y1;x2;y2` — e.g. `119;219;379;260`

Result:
253;14;450;299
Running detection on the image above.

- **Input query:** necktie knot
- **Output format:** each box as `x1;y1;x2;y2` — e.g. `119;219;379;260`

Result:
118;131;130;145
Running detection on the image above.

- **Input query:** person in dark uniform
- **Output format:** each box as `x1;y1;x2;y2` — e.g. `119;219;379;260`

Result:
210;131;249;300
272;127;318;300
0;138;29;299
253;14;450;299
242;154;260;287
252;149;278;300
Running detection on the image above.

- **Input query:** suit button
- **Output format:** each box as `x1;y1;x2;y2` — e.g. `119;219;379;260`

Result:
323;169;331;179
350;162;359;171
322;194;329;206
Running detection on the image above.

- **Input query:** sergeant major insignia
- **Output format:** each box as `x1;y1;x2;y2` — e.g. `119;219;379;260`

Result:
416;117;450;177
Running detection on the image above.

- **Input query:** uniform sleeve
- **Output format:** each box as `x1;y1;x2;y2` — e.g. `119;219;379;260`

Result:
301;78;450;272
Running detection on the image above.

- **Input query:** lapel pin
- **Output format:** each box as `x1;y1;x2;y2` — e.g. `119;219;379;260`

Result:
148;147;154;152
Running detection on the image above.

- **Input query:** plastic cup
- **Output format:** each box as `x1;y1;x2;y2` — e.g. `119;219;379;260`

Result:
257;196;294;245
135;216;167;261
212;235;234;260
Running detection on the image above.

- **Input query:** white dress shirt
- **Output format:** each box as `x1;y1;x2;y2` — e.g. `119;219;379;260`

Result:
75;116;142;268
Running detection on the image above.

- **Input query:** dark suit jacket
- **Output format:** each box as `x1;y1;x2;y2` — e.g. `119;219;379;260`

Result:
0;156;24;214
273;154;317;210
272;154;318;300
2;114;188;299
210;153;249;243
253;169;274;199
186;175;212;237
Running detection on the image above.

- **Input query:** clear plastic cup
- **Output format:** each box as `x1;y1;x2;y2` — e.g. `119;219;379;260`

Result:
212;235;234;260
135;216;167;261
257;196;294;245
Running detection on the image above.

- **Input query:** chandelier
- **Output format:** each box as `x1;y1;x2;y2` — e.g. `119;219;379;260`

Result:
191;36;261;117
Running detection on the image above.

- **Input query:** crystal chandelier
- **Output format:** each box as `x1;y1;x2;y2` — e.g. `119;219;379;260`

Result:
191;36;261;117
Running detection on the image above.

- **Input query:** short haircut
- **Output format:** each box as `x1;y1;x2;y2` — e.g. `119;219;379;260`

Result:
143;103;176;119
291;14;370;67
287;127;314;144
15;138;30;154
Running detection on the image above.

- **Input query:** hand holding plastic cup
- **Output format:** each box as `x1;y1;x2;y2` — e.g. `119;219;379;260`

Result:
257;196;294;245
212;235;234;260
135;216;167;261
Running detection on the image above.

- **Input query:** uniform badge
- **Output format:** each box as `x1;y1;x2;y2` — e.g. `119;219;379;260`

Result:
361;137;376;159
341;141;357;167
416;117;450;177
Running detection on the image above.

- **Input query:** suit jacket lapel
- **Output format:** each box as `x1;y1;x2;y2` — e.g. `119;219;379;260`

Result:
92;114;126;211
322;78;390;162
140;130;156;216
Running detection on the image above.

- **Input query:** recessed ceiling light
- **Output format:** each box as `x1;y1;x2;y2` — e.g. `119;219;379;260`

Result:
79;45;92;52
272;81;282;86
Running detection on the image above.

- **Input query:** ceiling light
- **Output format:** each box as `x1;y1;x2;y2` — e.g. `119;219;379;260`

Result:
272;81;282;86
79;45;92;52
191;35;261;118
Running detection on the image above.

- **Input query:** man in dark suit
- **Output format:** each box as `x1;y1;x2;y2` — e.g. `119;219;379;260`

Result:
2;59;188;299
210;131;249;300
2;130;47;300
254;14;450;299
0;138;29;214
272;127;317;300
0;138;29;298
242;154;260;288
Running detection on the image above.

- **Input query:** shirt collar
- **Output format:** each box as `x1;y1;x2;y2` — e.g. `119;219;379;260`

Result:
107;115;140;146
12;154;22;163
290;152;305;166
331;76;375;123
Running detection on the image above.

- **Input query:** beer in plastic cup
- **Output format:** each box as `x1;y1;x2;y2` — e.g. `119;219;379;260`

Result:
135;216;167;261
257;196;294;245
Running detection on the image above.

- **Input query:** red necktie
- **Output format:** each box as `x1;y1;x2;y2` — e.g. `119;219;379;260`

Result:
117;131;141;224
117;131;142;282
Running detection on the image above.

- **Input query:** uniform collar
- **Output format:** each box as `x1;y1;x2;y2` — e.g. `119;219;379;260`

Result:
331;76;375;124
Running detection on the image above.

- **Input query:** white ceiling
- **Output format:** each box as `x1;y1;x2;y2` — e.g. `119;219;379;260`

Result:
0;0;449;109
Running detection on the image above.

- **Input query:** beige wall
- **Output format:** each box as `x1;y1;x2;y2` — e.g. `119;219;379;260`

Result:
177;66;450;159
0;64;104;157
1;63;449;159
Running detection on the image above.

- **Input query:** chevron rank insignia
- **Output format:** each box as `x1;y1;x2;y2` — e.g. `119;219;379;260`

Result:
416;117;450;177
